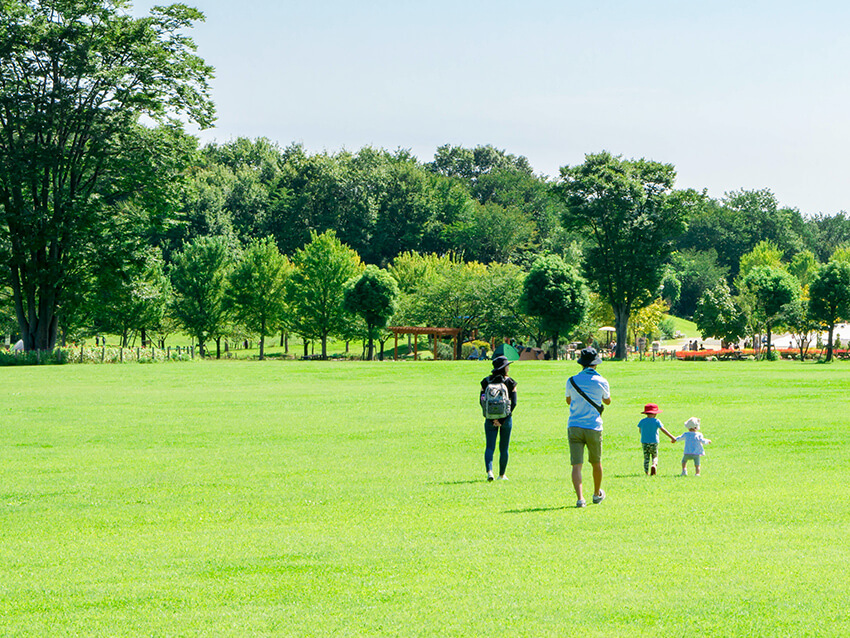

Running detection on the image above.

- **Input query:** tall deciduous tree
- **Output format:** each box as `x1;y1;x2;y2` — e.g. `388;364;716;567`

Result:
694;283;747;346
740;266;800;357
557;152;688;359
169;236;232;358
226;237;291;361
0;1;214;350
343;265;399;360
808;261;850;362
94;247;170;348
518;254;588;359
287;231;363;358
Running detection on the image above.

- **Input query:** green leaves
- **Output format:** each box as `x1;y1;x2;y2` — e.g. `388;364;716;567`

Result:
226;237;291;359
0;0;215;349
557;151;684;358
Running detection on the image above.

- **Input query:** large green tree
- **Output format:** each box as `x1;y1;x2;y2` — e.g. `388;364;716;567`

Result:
169;235;232;358
557;152;688;359
518;254;588;359
342;265;399;361
93;247;170;348
226;237;291;361
287;231;363;358
0;0;214;350
808;261;850;362
693;282;747;346
740;265;801;356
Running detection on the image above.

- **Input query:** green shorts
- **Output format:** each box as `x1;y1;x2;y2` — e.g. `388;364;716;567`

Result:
568;426;603;465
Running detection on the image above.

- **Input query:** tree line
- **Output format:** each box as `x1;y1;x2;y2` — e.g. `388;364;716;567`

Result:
4;1;850;361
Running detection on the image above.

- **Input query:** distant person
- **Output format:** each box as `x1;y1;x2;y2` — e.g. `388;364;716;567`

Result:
479;355;517;481
675;417;712;476
637;403;677;475
566;347;611;507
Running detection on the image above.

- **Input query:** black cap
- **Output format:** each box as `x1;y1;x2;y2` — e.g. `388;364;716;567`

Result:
491;355;511;372
577;347;602;367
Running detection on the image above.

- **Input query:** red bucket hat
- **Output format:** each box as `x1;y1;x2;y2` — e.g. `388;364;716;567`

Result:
641;403;662;415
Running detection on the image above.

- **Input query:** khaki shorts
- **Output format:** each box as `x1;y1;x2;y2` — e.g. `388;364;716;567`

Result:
568;426;603;465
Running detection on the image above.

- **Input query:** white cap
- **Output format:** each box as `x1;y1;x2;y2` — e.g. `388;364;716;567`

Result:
684;417;701;430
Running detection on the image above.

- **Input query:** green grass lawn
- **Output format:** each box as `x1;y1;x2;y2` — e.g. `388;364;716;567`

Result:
2;359;848;636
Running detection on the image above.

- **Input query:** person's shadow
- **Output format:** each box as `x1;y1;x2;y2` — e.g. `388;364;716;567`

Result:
503;505;571;514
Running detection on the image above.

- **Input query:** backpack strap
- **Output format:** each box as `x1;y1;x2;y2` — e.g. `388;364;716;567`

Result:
569;376;603;415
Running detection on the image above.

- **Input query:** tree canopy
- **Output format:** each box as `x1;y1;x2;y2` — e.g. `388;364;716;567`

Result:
558;152;687;359
0;0;214;349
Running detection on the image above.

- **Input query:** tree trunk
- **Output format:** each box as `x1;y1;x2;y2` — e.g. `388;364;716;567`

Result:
259;319;266;360
367;322;374;361
766;324;773;359
826;324;835;362
551;330;559;360
303;339;309;357
12;264;60;351
613;304;630;360
321;335;327;359
215;336;221;359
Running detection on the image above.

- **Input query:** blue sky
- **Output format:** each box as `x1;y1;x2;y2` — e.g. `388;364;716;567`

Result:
132;0;850;215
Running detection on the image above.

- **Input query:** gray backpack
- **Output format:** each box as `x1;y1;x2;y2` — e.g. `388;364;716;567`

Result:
481;379;511;420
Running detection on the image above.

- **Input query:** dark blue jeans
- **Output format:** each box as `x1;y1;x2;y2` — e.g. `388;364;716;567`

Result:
484;416;513;475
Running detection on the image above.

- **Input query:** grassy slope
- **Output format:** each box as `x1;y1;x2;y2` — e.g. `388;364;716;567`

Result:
1;360;848;636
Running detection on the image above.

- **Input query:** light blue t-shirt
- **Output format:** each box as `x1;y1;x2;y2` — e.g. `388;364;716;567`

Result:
638;417;665;444
567;367;610;431
677;430;708;456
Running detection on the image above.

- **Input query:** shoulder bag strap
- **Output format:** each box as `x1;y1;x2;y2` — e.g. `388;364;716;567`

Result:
570;376;603;414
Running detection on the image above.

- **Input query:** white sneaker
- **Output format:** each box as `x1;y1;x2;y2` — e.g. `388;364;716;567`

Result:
497;475;508;481
680;471;687;476
576;498;586;508
487;471;495;481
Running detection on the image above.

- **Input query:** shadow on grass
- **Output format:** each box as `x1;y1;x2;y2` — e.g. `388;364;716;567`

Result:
437;479;482;486
503;505;572;514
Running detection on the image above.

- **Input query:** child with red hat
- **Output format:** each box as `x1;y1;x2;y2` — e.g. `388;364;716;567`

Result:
637;403;676;475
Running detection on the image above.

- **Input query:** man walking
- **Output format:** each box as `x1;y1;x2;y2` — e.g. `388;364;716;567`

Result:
566;347;611;507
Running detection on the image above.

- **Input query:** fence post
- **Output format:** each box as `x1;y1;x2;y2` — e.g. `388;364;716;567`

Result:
167;346;171;359
101;346;105;362
80;347;84;363
191;345;195;359
120;348;123;363
136;348;140;361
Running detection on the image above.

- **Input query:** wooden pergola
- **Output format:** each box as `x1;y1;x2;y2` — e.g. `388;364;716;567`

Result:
389;326;461;361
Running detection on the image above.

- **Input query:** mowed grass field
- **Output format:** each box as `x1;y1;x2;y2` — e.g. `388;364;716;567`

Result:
2;359;848;637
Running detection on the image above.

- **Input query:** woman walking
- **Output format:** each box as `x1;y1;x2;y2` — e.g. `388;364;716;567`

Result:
480;355;517;481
